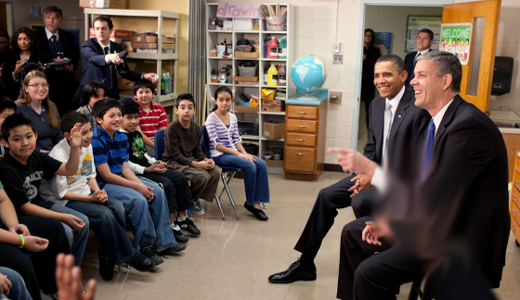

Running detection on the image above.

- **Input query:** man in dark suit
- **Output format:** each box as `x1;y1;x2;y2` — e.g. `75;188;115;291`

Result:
333;51;509;300
72;16;157;105
404;28;433;91
35;6;80;115
268;55;430;284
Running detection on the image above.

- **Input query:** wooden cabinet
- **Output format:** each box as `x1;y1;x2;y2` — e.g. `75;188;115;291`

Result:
284;100;327;181
510;152;520;246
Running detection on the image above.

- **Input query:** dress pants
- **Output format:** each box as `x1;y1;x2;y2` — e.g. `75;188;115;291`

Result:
142;169;193;214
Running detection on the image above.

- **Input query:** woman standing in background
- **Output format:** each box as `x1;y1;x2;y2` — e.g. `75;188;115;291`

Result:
361;28;381;128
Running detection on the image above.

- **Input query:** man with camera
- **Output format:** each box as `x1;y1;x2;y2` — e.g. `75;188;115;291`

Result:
35;6;80;115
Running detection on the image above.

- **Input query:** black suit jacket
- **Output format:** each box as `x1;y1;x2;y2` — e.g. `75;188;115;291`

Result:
34;28;80;73
363;88;430;165
73;38;142;104
387;95;509;288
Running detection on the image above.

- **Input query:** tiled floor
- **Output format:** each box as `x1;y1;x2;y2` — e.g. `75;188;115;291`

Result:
80;172;520;300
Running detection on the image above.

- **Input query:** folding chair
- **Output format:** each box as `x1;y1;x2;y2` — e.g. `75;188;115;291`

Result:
154;129;165;160
201;125;240;220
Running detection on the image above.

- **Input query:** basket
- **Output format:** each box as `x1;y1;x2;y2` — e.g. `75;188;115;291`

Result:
265;17;286;31
238;66;257;77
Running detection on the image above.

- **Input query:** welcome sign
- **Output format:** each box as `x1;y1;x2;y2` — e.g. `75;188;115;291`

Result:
440;23;472;65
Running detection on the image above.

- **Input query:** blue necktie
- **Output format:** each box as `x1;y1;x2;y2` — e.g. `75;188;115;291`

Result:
407;53;421;91
422;119;435;180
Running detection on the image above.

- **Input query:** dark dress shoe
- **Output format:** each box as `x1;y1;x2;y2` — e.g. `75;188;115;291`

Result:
268;259;317;283
244;202;268;221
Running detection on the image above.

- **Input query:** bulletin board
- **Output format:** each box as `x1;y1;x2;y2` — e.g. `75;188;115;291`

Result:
405;15;442;53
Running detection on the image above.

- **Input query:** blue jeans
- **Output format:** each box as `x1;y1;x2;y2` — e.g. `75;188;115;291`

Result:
103;179;176;251
0;267;32;300
65;196;136;264
215;154;270;205
50;204;90;266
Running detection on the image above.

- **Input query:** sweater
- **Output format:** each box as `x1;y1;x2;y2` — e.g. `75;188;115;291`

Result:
205;112;241;158
163;121;206;171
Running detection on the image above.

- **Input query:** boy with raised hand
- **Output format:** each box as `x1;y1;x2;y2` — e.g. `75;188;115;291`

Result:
91;99;185;265
40;111;155;281
120;99;199;242
163;93;221;210
0;114;88;267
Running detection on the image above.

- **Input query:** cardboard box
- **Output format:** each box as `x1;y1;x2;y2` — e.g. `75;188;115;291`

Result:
234;51;259;59
162;36;176;44
161;43;176;50
234;19;254;31
131;35;157;43
261;99;285;112
265;159;284;167
80;0;126;9
234;106;258;113
118;77;135;91
89;28;133;39
132;42;157;49
263;122;285;140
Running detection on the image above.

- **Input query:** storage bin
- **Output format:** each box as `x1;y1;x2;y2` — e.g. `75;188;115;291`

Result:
238;66;257;77
238;121;259;136
242;143;259;156
265;17;286;31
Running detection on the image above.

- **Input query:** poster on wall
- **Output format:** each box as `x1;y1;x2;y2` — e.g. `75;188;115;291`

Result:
375;32;392;55
405;15;442;52
440;23;472;65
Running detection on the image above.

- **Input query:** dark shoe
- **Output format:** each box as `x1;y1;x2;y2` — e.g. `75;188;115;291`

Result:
244;202;268;221
268;259;317;283
127;251;155;272
158;242;186;255
176;218;201;236
171;223;189;243
140;245;164;266
98;248;115;281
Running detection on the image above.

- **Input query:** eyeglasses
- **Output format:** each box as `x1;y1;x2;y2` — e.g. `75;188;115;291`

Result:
27;84;50;89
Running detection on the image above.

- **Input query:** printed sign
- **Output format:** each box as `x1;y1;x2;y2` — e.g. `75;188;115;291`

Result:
217;3;262;19
405;15;442;52
440;23;472;65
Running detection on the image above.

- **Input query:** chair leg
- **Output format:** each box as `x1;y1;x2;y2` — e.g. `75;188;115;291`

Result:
214;193;225;220
218;171;235;199
408;279;421;300
220;173;240;220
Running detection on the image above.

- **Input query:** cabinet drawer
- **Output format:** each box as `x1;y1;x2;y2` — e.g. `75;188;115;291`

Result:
286;133;316;147
511;185;520;211
285;147;316;173
516;164;520;181
287;119;317;133
511;201;520;227
287;105;318;119
511;213;520;244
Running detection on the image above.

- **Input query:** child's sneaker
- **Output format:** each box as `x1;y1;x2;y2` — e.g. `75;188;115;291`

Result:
171;223;189;243
140;243;164;266
176;218;201;236
193;201;205;215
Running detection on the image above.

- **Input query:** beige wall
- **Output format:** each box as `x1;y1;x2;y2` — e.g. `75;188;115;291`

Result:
365;6;443;59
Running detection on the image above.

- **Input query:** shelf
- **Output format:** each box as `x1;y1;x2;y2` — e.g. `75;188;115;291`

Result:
208;83;233;86
127;52;178;60
208;57;232;60
261;85;287;89
240;135;260;140
84;8;180;19
261;58;289;62
235;30;260;34
207;30;233;33
262;31;288;34
157;93;177;102
260;111;286;115
261;138;284;142
235;84;259;88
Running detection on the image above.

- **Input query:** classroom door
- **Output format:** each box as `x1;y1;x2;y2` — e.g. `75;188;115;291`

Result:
442;0;501;113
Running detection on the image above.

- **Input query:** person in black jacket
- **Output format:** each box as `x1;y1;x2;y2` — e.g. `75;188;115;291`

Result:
34;6;80;116
361;28;381;128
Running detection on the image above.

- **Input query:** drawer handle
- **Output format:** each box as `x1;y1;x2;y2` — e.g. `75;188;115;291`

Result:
297;125;307;128
296;139;305;142
514;195;519;202
297;111;307;115
296;152;305;156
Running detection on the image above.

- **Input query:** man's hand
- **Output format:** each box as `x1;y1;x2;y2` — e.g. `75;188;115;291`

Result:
9;224;30;236
56;254;96;300
328;148;377;177
24;236;49;252
145;164;167;174
107;53;123;65
362;222;384;246
136;184;154;201
143;73;158;83
67;123;85;149
348;174;372;197
60;214;85;230
0;273;12;296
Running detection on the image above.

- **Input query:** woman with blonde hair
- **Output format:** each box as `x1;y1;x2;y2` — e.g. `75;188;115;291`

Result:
16;70;62;152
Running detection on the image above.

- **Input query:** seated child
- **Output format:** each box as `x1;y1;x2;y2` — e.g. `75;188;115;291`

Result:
163;93;221;211
91;99;185;264
0;99;16;156
120;99;200;242
40;112;155;280
76;81;107;130
134;79;167;153
205;87;270;221
0;114;87;264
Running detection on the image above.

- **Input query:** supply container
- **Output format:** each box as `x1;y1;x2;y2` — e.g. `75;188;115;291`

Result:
265;17;286;31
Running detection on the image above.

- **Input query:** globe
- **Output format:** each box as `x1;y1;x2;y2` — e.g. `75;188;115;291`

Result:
291;55;327;97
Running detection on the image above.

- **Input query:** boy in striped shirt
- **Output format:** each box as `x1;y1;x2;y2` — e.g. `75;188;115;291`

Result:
135;80;167;153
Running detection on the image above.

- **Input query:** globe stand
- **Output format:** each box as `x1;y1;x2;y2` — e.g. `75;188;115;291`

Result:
294;89;328;102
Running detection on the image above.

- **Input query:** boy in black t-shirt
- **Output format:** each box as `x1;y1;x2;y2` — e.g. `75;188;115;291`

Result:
119;99;200;241
0;114;88;266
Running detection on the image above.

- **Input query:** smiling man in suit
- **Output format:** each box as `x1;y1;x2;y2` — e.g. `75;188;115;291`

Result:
268;54;429;284
73;16;157;105
34;6;80;115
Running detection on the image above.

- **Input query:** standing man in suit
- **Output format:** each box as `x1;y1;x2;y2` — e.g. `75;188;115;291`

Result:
73;16;157;104
333;51;509;300
35;6;80;115
267;55;429;284
404;28;433;91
